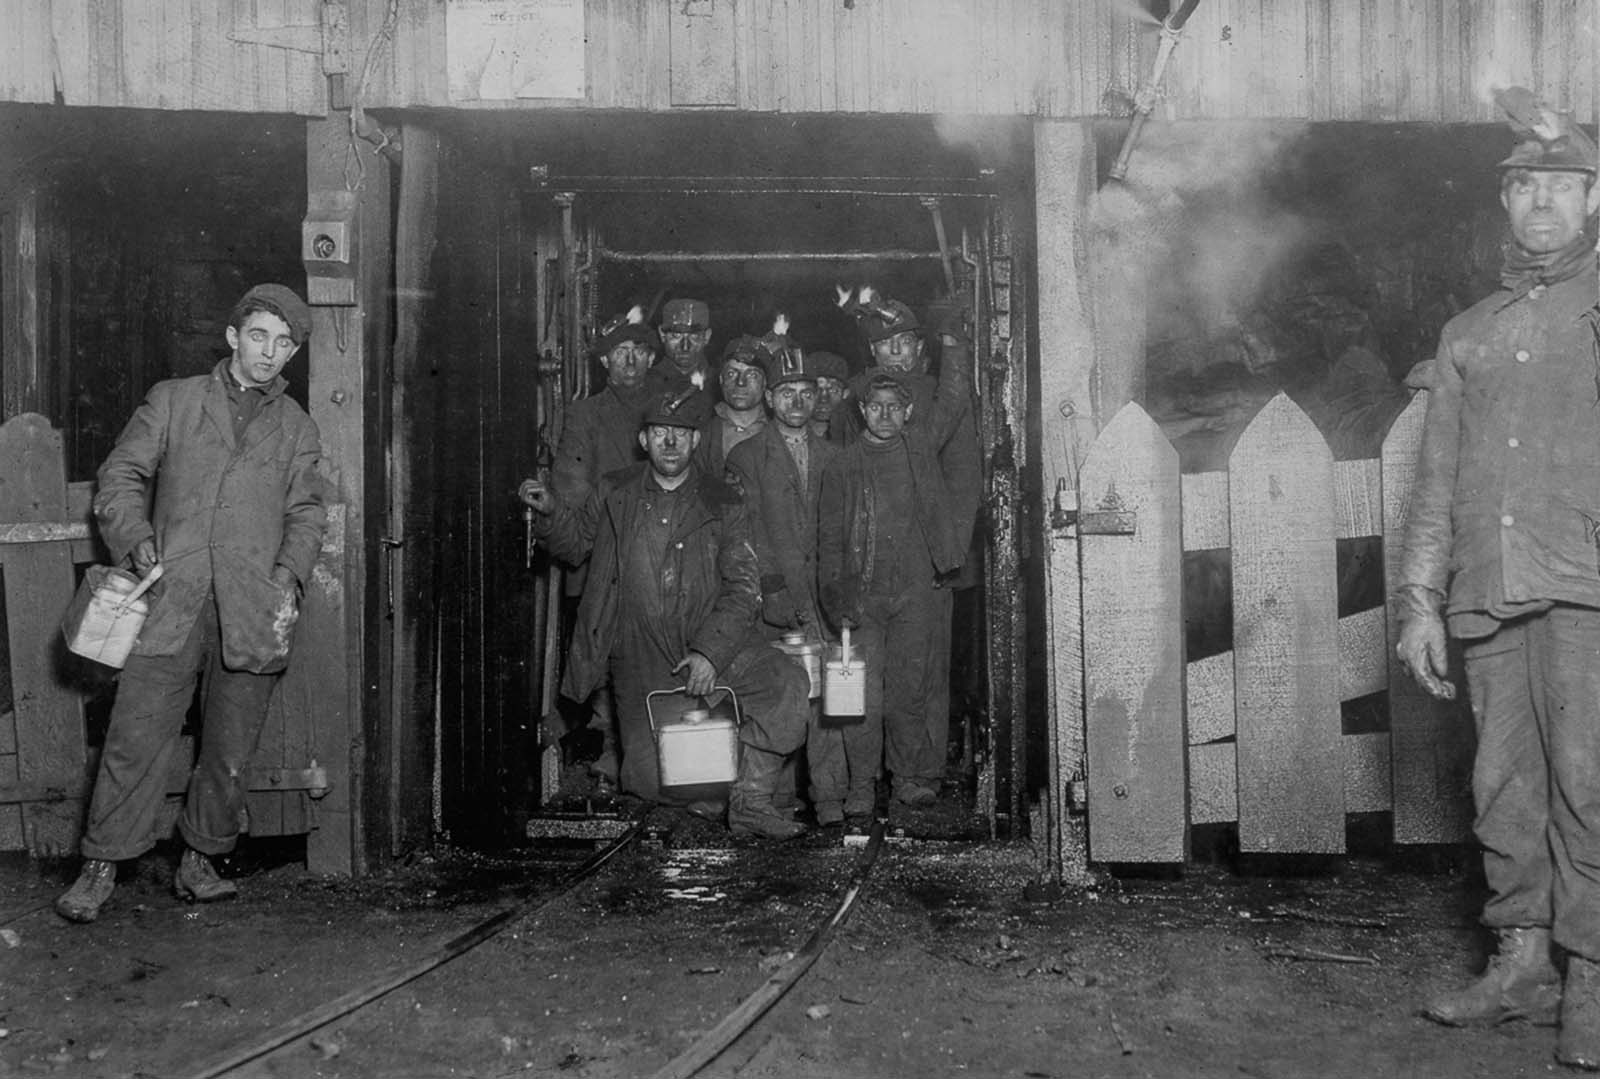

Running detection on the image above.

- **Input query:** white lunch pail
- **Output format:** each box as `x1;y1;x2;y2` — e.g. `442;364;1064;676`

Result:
61;563;164;669
822;624;866;720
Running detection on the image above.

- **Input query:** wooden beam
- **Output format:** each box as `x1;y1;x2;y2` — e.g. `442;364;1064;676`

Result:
300;116;391;875
2;189;44;418
1034;119;1097;883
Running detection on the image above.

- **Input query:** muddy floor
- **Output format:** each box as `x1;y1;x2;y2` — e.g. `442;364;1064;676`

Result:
0;798;1568;1079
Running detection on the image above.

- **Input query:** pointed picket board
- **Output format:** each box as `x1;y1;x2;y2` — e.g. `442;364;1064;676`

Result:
1080;403;1186;862
1382;392;1474;843
1229;393;1344;853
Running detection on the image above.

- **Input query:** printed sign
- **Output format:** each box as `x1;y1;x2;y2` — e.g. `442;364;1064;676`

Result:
447;0;586;101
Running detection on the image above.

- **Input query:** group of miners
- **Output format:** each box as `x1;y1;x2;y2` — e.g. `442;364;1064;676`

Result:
518;290;980;840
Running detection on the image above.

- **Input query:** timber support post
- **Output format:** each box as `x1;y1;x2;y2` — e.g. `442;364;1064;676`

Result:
302;116;392;875
1033;120;1101;885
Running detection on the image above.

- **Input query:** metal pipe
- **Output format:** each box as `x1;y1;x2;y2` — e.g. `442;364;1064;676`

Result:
1108;0;1205;182
530;174;997;199
596;248;947;264
920;197;958;297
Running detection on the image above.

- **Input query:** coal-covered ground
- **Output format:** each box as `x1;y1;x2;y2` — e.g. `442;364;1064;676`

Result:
0;803;1559;1079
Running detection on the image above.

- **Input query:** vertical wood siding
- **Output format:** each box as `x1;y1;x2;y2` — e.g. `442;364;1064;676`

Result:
2;1;1591;121
0;0;325;115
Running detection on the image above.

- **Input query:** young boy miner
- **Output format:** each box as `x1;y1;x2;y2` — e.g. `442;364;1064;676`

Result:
816;315;972;814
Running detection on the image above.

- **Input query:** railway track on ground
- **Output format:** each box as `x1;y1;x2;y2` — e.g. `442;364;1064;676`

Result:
176;811;887;1079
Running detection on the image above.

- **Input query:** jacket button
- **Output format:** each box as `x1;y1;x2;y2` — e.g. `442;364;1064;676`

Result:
1515;349;1531;363
1501;515;1515;527
1507;438;1519;448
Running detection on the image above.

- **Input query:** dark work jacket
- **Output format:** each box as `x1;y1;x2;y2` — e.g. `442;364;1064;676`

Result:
725;422;841;636
535;463;762;703
550;383;648;595
817;348;970;627
93;361;326;673
1399;257;1600;622
834;340;982;562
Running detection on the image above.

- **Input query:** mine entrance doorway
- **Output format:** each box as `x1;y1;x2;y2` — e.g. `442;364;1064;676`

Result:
486;113;1035;838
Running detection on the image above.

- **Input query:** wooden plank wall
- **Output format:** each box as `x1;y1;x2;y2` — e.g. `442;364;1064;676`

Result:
0;0;326;114
1078;391;1475;861
354;0;1594;122
1;0;1591;122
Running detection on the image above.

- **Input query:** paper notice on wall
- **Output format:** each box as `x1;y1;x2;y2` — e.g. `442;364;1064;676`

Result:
447;0;586;101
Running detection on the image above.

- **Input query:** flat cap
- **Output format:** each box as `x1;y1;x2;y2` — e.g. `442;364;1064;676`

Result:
236;284;312;343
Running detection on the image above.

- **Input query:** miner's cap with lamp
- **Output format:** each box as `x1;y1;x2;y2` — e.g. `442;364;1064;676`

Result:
592;305;660;357
756;314;810;387
642;385;712;430
1494;86;1599;174
660;298;711;333
717;333;768;371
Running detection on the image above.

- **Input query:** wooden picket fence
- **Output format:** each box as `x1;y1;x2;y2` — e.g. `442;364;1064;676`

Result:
1079;391;1474;862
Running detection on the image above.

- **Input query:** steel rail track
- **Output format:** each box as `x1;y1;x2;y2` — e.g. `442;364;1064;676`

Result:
175;811;888;1079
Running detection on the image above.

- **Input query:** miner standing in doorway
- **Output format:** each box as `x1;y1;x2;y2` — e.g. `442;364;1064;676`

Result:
837;294;981;806
57;284;326;923
1396;93;1600;1069
650;297;716;408
725;328;843;822
518;305;658;794
526;390;809;840
818;315;972;812
695;334;770;477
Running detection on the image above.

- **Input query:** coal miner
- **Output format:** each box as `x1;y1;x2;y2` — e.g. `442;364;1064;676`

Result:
1396;91;1600;1067
830;290;981;807
817;314;971;813
694;333;770;477
56;285;326;923
525;390;809;840
724;327;844;822
520;305;658;793
805;350;852;442
648;297;715;405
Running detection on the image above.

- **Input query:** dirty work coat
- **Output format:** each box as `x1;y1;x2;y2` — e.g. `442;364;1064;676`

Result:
549;382;649;595
93;362;326;674
536;462;763;705
1399;258;1600;620
817;343;972;627
724;422;840;635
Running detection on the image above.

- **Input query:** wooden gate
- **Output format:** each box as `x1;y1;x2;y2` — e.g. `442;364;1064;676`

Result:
0;413;329;858
1079;392;1474;862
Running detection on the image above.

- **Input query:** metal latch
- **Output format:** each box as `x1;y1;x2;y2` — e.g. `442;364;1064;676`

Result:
1078;488;1137;536
246;761;331;799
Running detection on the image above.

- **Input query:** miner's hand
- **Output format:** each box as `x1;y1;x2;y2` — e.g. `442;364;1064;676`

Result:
673;651;718;698
130;538;159;575
519;478;555;515
1397;612;1456;701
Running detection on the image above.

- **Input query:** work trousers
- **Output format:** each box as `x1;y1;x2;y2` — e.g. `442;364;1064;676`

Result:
807;641;880;814
1464;605;1600;960
610;627;809;803
80;591;278;862
855;579;952;793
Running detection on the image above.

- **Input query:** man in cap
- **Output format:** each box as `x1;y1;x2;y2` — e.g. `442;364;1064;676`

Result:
817;321;972;816
838;294;982;808
1397;89;1600;1068
57;284;326;923
725;327;844;822
806;350;852;442
694;334;770;478
651;298;715;397
524;388;809;840
518;305;658;792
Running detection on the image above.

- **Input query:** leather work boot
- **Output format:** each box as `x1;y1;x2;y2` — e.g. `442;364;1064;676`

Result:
173;848;239;903
55;859;117;923
1421;927;1561;1027
728;746;806;841
1559;955;1600;1070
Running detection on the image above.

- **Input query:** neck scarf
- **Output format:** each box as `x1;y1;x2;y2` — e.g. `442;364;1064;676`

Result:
1500;235;1596;305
